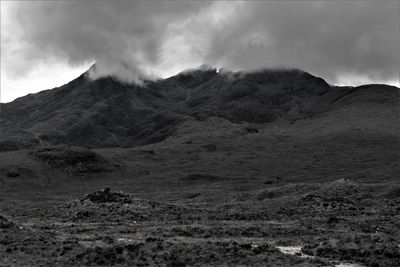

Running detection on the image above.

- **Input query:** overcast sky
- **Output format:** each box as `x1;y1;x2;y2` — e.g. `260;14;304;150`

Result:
1;1;399;103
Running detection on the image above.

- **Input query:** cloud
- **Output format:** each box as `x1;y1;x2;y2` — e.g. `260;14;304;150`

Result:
3;0;399;86
203;1;399;84
5;1;211;83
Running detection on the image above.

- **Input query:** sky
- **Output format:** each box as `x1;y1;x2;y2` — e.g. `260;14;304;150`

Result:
1;0;399;103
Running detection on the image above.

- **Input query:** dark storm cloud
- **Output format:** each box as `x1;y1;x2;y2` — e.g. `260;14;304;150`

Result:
205;1;399;84
9;1;211;83
5;1;400;84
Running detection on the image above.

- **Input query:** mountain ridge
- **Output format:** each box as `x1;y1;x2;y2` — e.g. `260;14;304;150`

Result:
0;67;398;150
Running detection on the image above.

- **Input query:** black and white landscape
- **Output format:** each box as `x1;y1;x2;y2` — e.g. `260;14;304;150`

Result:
0;1;399;267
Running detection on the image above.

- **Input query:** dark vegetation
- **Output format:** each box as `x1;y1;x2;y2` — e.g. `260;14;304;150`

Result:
31;146;114;175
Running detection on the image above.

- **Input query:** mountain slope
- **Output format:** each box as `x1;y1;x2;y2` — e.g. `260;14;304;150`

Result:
0;67;398;150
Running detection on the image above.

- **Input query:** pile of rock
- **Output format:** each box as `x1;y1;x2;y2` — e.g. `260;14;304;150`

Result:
81;188;132;204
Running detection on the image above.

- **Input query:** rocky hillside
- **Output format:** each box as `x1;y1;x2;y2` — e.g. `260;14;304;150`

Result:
0;66;397;149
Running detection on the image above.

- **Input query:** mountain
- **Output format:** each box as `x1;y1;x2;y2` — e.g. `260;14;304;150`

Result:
1;67;399;266
0;66;398;150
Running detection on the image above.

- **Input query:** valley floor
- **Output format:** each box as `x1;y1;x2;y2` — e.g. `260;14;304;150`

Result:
1;118;399;266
